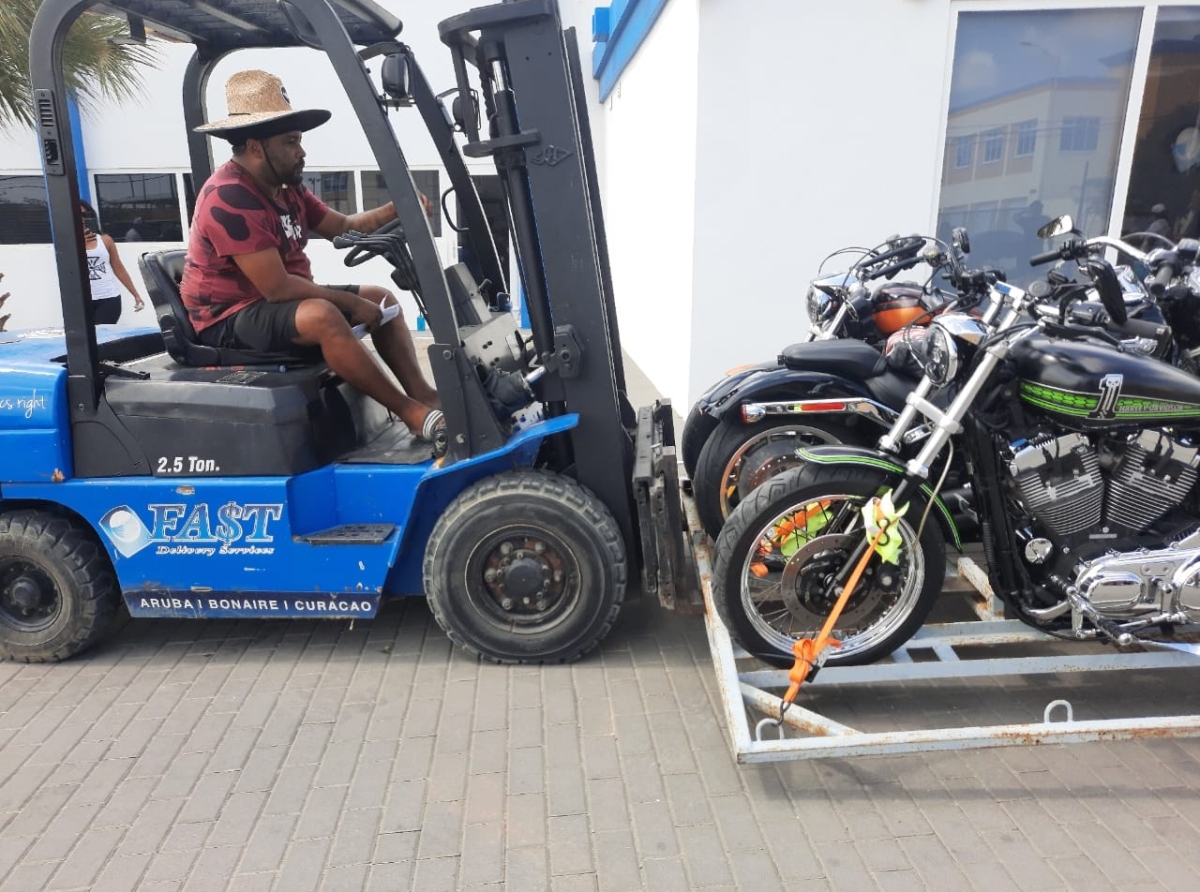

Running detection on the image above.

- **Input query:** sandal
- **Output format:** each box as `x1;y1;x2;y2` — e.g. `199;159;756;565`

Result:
420;409;444;440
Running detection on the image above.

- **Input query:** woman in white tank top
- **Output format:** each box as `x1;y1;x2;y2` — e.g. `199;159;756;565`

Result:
79;201;145;324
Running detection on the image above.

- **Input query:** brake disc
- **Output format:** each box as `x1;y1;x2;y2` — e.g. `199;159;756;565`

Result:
777;532;897;629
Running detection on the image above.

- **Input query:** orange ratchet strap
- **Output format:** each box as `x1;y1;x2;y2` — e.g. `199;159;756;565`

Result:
777;513;892;715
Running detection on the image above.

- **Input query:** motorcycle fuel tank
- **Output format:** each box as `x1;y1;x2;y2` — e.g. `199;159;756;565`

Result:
1011;332;1200;428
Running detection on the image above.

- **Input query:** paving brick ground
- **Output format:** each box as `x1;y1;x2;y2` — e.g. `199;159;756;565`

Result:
2;598;1200;892
3;353;1200;890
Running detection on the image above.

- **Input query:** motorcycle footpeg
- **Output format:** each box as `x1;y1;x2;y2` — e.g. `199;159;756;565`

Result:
1095;618;1134;648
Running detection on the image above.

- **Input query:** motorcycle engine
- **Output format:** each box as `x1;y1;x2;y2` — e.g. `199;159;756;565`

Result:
1005;430;1200;624
1106;430;1200;531
1006;430;1200;541
1006;433;1102;538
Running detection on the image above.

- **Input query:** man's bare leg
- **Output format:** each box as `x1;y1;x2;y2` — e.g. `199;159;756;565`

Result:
361;286;440;410
294;298;435;435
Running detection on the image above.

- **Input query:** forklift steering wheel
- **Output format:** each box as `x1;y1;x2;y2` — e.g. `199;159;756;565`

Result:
339;217;408;268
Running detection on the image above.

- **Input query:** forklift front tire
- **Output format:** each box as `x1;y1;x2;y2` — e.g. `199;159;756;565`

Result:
423;471;626;663
0;510;119;663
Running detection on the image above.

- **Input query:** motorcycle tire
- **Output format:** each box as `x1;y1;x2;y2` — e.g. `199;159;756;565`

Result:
681;402;718;481
712;463;946;668
692;416;862;539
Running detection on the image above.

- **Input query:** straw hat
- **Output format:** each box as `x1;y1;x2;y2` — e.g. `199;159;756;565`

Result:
195;70;331;139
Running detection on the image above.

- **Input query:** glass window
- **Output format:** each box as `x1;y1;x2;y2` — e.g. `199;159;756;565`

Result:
983;128;1005;164
1059;116;1100;152
94;173;183;242
938;8;1141;284
0;176;52;245
1015;119;1038;157
1122;7;1200;239
183;173;198;227
300;170;356;215
955;135;975;169
362;170;442;237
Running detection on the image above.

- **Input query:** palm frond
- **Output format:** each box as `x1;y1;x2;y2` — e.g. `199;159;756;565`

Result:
0;0;158;129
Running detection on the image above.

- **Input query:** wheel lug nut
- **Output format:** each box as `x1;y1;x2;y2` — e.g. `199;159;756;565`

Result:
501;598;514;610
484;569;498;583
533;542;545;554
537;599;548;610
500;543;513;555
553;571;563;582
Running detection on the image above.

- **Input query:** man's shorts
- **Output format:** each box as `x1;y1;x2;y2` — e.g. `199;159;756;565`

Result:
198;285;359;354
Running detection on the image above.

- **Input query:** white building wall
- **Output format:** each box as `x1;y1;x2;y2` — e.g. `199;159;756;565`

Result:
595;0;699;408
687;0;952;405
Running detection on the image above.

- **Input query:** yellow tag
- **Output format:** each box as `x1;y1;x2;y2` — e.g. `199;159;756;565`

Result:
861;492;909;564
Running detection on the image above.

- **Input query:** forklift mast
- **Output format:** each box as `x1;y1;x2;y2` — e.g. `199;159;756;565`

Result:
438;0;639;553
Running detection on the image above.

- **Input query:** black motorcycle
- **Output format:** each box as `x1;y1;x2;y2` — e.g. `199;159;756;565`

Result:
685;235;956;538
712;237;1200;667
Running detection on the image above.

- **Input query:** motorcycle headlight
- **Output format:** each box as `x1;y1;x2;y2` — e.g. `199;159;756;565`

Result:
806;286;833;325
925;323;958;386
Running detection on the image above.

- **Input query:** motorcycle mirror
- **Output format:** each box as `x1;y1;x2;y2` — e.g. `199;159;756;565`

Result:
1037;215;1076;239
951;227;971;255
1086;258;1128;326
381;53;413;106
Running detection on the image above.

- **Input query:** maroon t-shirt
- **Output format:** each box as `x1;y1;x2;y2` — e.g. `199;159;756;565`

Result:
180;161;330;332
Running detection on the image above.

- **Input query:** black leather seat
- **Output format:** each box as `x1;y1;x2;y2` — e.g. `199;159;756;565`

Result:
139;250;315;367
778;339;885;379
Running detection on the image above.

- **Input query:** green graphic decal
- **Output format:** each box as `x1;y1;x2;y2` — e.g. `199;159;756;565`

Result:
1020;382;1200;419
1019;383;1097;416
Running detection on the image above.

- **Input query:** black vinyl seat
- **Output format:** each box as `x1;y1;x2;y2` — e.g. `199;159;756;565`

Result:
139;250;316;367
778;339;884;379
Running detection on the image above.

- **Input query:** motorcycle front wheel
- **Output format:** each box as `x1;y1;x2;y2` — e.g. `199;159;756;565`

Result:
712;464;946;668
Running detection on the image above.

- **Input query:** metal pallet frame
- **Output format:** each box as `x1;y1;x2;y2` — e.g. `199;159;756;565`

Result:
685;497;1200;763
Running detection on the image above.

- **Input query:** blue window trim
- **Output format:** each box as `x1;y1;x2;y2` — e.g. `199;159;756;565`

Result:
592;0;672;102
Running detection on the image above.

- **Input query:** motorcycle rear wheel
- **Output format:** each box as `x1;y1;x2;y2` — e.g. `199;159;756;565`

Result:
712;464;946;668
681;402;718;481
693;416;864;539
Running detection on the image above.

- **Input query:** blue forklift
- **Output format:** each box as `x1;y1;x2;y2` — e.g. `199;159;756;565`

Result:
0;0;694;664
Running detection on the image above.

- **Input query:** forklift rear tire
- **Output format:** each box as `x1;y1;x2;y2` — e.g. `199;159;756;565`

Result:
0;509;119;663
423;471;626;663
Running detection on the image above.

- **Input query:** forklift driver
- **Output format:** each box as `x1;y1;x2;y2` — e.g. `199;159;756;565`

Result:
181;70;444;444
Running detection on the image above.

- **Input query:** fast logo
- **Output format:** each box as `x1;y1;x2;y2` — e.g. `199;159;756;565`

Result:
99;502;284;558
